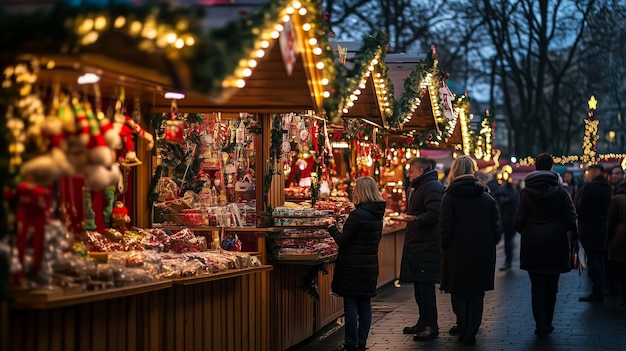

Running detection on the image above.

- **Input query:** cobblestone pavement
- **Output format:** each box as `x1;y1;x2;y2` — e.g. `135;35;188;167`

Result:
294;239;626;351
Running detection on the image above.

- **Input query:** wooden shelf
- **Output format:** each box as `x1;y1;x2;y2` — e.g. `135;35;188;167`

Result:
9;280;173;309
153;225;282;233
274;224;328;229
171;265;273;285
273;254;337;265
226;227;283;232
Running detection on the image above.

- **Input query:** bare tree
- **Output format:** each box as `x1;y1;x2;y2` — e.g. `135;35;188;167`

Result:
476;0;601;156
324;0;488;94
580;2;626;153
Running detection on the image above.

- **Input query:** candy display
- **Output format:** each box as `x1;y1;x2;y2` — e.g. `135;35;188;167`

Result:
273;228;338;260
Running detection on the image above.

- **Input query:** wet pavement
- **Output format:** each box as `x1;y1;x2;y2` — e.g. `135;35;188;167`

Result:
292;238;626;351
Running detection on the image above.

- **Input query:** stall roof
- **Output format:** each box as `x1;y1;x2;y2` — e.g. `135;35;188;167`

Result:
333;40;393;128
386;53;437;132
1;0;334;114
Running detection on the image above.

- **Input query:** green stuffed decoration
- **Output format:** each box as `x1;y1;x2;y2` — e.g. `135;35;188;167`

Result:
103;185;116;228
83;188;97;231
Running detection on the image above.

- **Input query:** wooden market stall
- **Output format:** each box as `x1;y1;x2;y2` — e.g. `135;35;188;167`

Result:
0;1;347;351
327;36;411;290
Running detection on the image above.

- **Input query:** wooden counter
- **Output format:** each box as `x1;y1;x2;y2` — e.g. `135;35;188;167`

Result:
377;224;407;288
3;265;272;351
269;259;343;351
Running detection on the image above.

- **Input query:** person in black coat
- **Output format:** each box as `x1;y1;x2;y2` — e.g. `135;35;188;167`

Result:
493;181;519;270
440;155;501;345
576;163;612;301
514;153;578;337
327;176;386;351
394;157;443;341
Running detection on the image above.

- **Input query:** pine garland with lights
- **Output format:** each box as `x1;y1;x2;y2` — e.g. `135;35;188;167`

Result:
324;30;394;124
390;48;437;127
0;0;335;99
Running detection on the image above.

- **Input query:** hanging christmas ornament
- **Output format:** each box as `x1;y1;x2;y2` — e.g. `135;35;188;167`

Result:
165;97;185;144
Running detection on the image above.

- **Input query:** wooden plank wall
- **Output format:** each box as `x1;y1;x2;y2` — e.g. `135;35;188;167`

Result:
7;290;164;351
163;269;270;351
378;231;400;288
316;263;343;330
5;269;270;351
395;229;406;280
269;265;315;351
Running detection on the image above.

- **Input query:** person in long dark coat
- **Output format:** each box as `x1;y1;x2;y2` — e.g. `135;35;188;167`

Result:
608;181;626;306
576;163;612;301
493;181;519;270
395;157;443;341
440;155;501;345
514;153;578;337
327;176;386;351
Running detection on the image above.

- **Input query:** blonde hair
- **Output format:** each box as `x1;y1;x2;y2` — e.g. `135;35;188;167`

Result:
353;176;384;204
447;155;477;184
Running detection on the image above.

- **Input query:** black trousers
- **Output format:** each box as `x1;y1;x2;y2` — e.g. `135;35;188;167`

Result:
528;272;560;330
451;292;485;342
413;281;438;332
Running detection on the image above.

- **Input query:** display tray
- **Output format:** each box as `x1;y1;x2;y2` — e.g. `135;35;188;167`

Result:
171;265;273;285
278;254;320;260
8;280;173;309
274;254;337;265
153;225;282;232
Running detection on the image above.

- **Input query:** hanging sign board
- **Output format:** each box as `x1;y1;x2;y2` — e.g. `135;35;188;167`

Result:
279;18;298;76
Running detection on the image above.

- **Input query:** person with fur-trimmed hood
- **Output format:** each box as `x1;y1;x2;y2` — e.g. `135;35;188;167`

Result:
514;153;578;337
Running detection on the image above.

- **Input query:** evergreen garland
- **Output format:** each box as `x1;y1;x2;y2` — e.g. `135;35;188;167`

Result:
323;30;393;124
150;112;206;195
262;114;283;210
390;51;435;128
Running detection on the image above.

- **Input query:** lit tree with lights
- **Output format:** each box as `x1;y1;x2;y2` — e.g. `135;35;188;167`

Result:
581;95;599;165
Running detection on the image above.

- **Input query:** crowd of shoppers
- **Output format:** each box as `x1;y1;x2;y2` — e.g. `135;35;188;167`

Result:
330;153;626;350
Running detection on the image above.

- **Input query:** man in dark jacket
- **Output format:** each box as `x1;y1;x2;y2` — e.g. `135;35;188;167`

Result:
397;157;443;341
576;163;612;301
514;153;578;337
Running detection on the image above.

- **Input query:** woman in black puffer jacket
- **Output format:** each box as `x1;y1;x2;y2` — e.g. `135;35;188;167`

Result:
327;176;386;351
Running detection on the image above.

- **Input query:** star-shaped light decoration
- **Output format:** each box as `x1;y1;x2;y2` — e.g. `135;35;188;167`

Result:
588;95;598;110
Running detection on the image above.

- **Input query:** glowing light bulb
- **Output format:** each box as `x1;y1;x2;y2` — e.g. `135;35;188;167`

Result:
236;79;246;88
321;78;329;85
256;49;265;58
309;38;317;45
316;61;324;69
242;68;252;77
302;23;311;31
323;91;330;98
299;8;307;15
248;59;257;68
313;47;322;55
114;16;126;28
261;40;270;48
